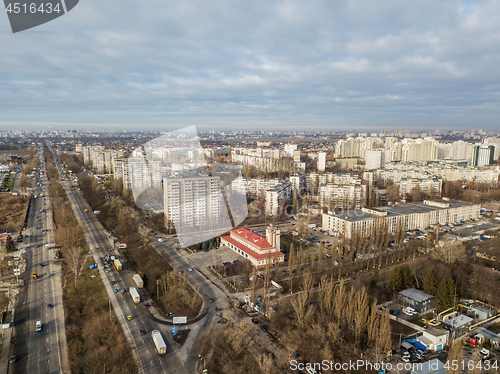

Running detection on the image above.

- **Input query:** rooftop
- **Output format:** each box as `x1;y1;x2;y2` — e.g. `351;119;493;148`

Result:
412;359;446;374
231;228;271;248
399;288;434;303
325;199;479;222
445;314;473;328
423;327;448;337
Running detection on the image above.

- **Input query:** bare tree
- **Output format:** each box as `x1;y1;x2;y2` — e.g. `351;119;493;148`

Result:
257;353;274;374
433;241;466;264
446;342;463;374
66;246;88;286
367;299;380;345
353;287;369;342
376;308;392;355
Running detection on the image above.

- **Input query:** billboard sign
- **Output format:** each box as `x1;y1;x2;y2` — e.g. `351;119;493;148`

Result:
173;316;187;324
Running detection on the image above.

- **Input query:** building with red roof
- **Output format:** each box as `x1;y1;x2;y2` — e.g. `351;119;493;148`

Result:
220;226;284;268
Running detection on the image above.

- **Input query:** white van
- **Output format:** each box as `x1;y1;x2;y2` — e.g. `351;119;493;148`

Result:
36;320;42;332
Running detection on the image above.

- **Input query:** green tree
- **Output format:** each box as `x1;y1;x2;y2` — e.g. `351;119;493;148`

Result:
400;265;411;289
5;235;16;252
423;267;438;295
388;267;402;292
436;276;455;309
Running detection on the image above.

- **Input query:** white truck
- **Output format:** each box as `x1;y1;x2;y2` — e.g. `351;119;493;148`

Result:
129;287;140;303
132;273;144;289
151;330;167;355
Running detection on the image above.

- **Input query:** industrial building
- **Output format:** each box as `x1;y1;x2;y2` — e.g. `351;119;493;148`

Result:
443;315;473;333
467;304;495;321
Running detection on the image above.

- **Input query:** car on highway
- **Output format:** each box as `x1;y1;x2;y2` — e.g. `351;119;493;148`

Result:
113;288;119;293
139;329;147;335
47;303;53;309
39;263;44;267
209;298;214;303
121;288;127;293
127;315;133;321
143;303;149;308
10;355;18;363
188;268;193;272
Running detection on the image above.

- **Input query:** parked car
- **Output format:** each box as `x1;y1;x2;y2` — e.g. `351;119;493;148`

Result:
260;325;267;332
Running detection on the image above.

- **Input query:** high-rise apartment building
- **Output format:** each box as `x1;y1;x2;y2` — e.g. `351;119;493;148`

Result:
365;149;392;170
163;176;222;228
318;152;326;172
265;182;292;216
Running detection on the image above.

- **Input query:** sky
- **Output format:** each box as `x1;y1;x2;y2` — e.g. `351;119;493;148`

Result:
1;0;500;132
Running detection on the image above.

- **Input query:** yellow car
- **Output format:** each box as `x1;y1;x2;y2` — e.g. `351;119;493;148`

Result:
127;315;133;321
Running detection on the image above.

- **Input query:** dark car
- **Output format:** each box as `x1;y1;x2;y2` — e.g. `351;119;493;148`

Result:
47;303;53;309
10;355;18;363
291;352;299;359
143;303;149;308
251;318;259;324
139;329;147;335
260;325;268;332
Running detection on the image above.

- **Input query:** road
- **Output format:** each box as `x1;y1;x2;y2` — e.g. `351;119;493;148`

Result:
47;142;189;374
12;144;68;374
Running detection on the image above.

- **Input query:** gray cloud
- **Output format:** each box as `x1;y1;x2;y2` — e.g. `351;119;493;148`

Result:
1;0;500;131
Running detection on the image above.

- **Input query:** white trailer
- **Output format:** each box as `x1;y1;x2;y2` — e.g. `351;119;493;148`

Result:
151;330;167;355
132;274;144;289
129;287;140;303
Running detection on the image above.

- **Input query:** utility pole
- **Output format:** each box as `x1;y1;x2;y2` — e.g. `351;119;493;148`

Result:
109;299;111;322
157;279;159;301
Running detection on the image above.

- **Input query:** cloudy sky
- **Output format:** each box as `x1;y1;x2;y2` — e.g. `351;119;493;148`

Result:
1;0;500;132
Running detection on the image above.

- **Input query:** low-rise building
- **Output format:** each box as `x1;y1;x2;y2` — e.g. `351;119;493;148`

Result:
417;328;449;352
467;304;495;321
398;288;434;314
322;199;480;238
220;226;284;268
443;314;473;333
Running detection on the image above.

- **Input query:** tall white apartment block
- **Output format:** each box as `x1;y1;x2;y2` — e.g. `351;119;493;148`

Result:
163;176;222;227
365;149;392;170
289;174;305;192
284;144;298;157
265;182;292;216
318;152;326;172
319;183;366;211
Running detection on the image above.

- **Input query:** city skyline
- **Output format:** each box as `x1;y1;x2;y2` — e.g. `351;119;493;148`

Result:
2;1;500;131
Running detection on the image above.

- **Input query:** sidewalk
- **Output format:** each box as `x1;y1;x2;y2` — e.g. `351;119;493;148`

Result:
0;312;14;374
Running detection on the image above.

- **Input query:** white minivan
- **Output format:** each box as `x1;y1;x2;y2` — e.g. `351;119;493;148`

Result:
36;320;42;332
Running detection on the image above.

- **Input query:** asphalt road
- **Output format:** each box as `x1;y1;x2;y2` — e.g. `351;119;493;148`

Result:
48;143;189;374
12;146;67;374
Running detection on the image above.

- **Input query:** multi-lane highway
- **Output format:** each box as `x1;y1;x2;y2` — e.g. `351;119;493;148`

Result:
12;145;68;374
47;142;190;374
